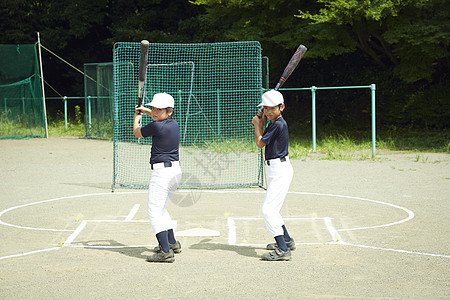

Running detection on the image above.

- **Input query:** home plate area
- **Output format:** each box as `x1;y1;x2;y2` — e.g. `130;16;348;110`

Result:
62;216;339;249
63;220;221;248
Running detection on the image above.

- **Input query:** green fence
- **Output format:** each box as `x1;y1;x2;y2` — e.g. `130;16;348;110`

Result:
84;63;114;139
280;84;377;157
0;44;46;139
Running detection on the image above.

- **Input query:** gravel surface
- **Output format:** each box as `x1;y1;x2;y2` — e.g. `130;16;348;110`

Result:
1;137;449;299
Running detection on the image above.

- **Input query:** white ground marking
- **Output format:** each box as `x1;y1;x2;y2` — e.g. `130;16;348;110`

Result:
63;220;87;247
61;219;218;248
0;192;142;231
0;247;60;260
0;191;413;232
227;217;237;245
324;217;343;242
201;190;415;231
1;190;448;260
340;242;450;259
228;216;340;246
125;204;140;221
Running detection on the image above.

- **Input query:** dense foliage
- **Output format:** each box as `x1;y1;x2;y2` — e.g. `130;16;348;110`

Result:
1;0;448;131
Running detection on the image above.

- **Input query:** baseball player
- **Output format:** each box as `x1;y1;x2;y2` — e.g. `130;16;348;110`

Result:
133;92;182;263
251;90;295;261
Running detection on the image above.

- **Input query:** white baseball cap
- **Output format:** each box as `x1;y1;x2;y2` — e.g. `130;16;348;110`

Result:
258;90;284;107
145;93;174;108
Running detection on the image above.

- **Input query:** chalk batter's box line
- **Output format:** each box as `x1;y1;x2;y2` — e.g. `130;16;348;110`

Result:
63;203;146;247
227;217;344;246
63;207;343;248
62;219;154;247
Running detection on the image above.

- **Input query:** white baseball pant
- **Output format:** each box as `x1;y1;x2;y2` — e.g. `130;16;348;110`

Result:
147;162;182;234
262;157;293;237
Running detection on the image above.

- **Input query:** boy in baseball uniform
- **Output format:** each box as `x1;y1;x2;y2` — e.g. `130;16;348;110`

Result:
134;93;182;263
251;90;295;261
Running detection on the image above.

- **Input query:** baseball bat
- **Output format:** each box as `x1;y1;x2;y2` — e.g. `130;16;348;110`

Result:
137;40;150;114
257;44;307;119
274;44;307;91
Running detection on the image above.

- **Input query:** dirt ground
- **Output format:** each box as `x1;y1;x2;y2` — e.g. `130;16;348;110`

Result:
0;137;449;299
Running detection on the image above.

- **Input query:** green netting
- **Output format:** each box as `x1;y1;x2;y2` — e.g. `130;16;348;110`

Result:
112;41;264;189
84;63;114;139
0;44;46;139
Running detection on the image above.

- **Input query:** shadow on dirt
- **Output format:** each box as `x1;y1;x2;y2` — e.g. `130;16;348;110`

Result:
78;240;152;259
189;238;261;258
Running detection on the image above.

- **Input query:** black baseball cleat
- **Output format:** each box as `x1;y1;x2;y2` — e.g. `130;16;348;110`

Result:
266;238;296;251
154;241;182;254
146;249;175;263
261;247;292;261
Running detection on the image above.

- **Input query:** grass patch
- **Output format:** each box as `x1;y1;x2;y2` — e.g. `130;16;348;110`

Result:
288;128;449;160
47;119;86;137
0;112;47;138
289;134;374;161
2;109;448;161
378;128;450;152
47;108;87;138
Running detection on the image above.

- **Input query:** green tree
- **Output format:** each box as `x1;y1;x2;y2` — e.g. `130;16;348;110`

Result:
108;0;204;43
0;0;204;97
191;0;449;129
296;0;450;83
0;0;40;43
189;0;320;87
190;0;316;47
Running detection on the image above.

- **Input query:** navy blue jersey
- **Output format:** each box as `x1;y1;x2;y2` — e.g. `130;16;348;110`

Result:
261;116;289;160
140;118;180;164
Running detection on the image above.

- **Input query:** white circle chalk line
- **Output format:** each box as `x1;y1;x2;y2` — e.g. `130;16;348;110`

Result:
1;191;449;260
0;190;413;232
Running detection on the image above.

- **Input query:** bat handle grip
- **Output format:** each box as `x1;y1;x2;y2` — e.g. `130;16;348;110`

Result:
257;108;264;119
274;83;281;91
136;99;143;115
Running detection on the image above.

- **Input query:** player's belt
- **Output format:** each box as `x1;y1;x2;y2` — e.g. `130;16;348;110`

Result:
265;156;288;166
151;161;180;170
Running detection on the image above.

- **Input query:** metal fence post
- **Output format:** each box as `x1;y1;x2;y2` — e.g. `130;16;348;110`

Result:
88;96;92;129
64;96;68;129
371;84;376;157
311;86;317;152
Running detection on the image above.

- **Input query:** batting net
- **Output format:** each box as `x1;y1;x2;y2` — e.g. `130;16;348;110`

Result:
113;41;264;189
0;44;46;139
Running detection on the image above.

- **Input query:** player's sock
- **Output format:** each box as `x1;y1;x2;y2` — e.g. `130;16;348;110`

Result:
282;225;292;242
167;229;176;244
275;235;288;252
156;231;170;253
